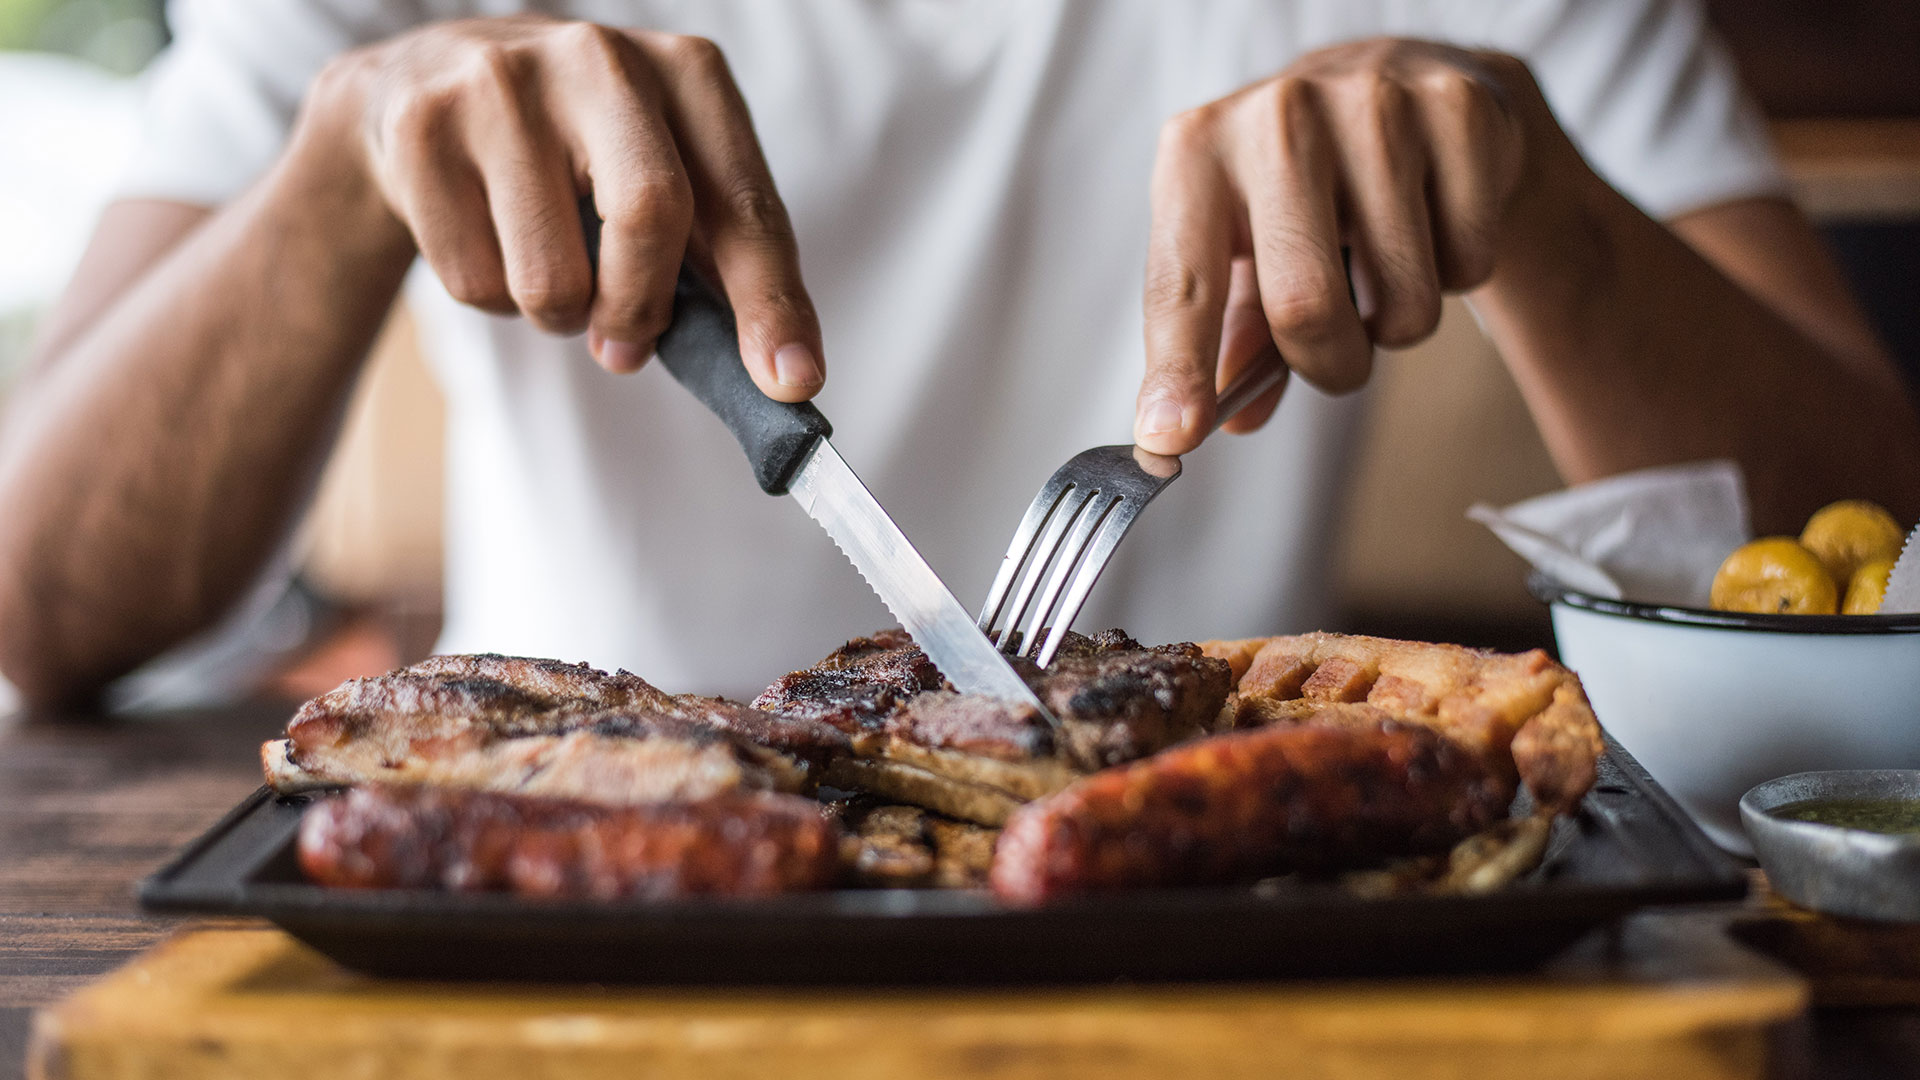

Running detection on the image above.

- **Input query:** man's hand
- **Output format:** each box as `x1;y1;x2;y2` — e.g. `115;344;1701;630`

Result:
1136;39;1556;454
310;16;823;398
0;15;833;706
1134;36;1920;531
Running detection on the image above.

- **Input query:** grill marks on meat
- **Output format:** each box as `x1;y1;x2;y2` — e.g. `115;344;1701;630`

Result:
295;654;849;765
1037;632;1235;769
989;721;1510;904
299;786;842;899
761;630;1232;825
264;654;849;804
271;727;802;807
1205;633;1603;811
752;629;945;736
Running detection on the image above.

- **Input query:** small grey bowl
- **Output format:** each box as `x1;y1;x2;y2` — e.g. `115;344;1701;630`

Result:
1740;770;1920;921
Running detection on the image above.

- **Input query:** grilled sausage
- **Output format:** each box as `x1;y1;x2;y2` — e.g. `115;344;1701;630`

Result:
990;721;1511;904
299;785;843;899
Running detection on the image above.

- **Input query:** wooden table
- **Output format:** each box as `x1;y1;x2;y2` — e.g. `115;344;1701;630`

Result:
3;703;1918;1080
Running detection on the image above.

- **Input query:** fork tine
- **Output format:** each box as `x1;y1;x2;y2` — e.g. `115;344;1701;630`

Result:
978;443;1186;673
976;473;1074;634
996;486;1094;654
1031;499;1142;667
1017;493;1121;660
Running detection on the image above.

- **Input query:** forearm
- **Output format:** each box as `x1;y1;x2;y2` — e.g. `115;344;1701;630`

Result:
0;128;414;706
1473;153;1920;533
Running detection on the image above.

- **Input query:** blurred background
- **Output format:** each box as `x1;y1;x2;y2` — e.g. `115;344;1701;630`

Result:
1;0;1916;707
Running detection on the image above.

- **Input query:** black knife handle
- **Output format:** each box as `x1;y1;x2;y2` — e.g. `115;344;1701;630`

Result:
579;198;831;495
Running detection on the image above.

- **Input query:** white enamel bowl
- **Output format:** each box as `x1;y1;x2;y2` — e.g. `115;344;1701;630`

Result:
1532;576;1920;855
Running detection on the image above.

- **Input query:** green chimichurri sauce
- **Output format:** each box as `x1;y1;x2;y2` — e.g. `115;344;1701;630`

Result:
1770;797;1920;835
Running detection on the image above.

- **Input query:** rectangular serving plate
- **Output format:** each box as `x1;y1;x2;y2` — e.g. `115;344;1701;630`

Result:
139;734;1746;984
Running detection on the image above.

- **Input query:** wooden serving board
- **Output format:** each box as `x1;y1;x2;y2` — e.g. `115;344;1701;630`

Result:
30;913;1804;1080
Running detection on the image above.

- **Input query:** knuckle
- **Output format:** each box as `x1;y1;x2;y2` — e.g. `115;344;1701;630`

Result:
1157;106;1218;156
741;286;815;335
604;176;695;233
1144;260;1215;313
310;50;371;109
554;21;632;75
717;178;793;244
513;269;594;327
1258;76;1323;155
1267;75;1318;126
555;19;619;51
385;87;456;146
1374;288;1442;348
1306;352;1372;395
441;266;513;312
630;300;674;342
664;33;728;78
1350;77;1413;152
1359;74;1411;124
1138;363;1210;410
1439;230;1498;289
608;287;675;342
458;42;525;95
1478;50;1533;85
1262;282;1346;342
1419;66;1483;106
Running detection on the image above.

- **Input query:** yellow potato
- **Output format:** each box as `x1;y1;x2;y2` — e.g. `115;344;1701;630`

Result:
1710;537;1839;615
1843;558;1896;615
1800;500;1904;587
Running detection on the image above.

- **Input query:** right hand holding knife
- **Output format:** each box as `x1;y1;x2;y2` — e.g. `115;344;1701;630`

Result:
301;14;824;396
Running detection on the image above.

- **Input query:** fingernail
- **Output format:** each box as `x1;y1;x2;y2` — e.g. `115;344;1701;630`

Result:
1139;397;1185;436
601;339;647;373
773;344;823;388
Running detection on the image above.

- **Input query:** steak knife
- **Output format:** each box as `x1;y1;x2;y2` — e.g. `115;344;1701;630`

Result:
581;207;1054;721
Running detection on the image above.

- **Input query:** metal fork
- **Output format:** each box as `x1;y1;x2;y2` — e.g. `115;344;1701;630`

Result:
976;358;1289;667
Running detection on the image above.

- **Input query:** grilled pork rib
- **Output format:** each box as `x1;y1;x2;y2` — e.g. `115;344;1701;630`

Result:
299;785;843;898
1204;633;1603;810
756;629;1233;824
989;721;1510;904
262;655;850;803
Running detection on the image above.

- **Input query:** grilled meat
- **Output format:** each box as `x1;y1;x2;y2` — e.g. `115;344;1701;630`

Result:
990;721;1510;904
299;785;842;899
263;654;850;802
278;631;1589;903
753;629;944;735
1205;633;1603;811
760;629;1232;824
267;727;807;806
1037;631;1236;766
833;801;999;889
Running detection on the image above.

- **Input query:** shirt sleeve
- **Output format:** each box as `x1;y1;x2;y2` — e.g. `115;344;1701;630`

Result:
116;0;432;206
1448;0;1787;220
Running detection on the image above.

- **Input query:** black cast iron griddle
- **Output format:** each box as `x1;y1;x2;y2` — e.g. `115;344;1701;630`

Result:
139;734;1744;984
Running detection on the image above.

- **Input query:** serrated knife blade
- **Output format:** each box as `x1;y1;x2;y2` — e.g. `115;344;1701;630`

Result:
573;207;1051;721
1881;524;1920;614
789;442;1056;719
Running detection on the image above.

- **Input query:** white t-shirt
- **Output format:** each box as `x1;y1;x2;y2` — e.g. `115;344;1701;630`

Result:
118;0;1783;697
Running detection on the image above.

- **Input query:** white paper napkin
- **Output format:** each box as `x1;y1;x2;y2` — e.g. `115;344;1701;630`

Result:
1467;460;1751;607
